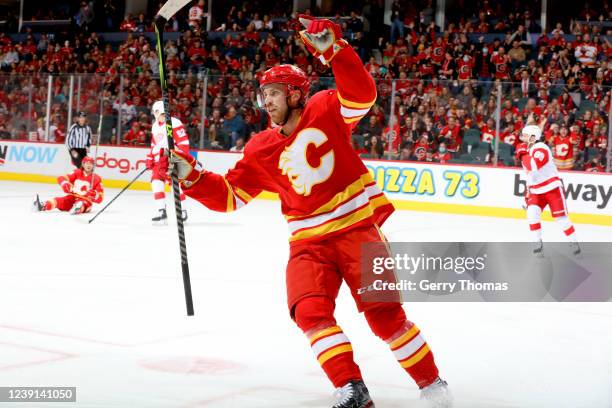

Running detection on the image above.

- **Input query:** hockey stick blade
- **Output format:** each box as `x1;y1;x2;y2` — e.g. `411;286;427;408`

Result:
157;0;192;20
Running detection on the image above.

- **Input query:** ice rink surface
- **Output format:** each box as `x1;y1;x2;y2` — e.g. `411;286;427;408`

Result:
1;181;611;408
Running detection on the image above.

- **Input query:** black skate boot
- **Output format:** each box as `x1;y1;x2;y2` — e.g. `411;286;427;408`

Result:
33;194;44;212
331;380;374;408
420;377;453;407
570;242;581;257
533;240;544;257
152;208;168;225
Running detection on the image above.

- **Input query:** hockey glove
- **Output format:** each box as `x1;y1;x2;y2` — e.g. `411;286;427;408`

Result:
515;143;529;160
86;189;98;200
298;15;348;66
158;151;169;173
145;154;154;170
170;149;203;188
61;182;73;194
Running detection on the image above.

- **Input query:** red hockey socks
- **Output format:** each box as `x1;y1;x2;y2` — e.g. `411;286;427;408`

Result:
365;304;439;389
386;322;439;388
294;297;362;388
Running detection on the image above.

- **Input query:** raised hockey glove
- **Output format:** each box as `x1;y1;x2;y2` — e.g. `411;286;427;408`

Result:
298;15;348;66
170;149;203;188
61;181;73;194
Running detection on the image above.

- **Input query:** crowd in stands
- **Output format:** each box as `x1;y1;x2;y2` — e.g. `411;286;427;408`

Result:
0;0;610;172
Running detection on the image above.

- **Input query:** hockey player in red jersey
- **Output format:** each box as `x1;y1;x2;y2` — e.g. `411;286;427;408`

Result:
516;124;580;256
33;156;103;215
147;100;189;224
169;16;451;408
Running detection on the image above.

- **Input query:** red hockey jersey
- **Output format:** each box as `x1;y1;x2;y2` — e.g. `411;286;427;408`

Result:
58;169;104;204
183;47;394;242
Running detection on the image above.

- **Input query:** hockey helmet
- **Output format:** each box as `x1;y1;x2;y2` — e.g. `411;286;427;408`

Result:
82;156;94;166
258;65;310;108
151;100;165;120
521;124;542;143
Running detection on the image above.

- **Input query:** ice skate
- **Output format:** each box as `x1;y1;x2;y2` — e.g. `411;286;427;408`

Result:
570;242;581;257
152;208;168;225
420;377;453;408
32;194;44;212
533;240;544;257
331;380;374;408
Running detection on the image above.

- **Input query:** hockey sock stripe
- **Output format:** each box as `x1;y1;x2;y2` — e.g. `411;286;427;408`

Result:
317;344;353;365
308;326;354;365
398;343;431;368
392;332;426;361
154;192;166;200
529;223;541;231
564;226;575;236
312;333;351;357
388;324;420;350
309;325;343;344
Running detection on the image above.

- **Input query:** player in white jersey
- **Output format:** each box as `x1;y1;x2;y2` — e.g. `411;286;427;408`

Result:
146;100;189;224
516;124;580;256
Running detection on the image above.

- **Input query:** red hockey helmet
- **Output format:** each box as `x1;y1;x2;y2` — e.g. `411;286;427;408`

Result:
258;65;310;107
82;156;94;166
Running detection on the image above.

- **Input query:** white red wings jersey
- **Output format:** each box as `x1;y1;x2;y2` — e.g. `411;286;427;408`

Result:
150;117;189;162
58;169;104;203
182;47;394;243
521;142;563;194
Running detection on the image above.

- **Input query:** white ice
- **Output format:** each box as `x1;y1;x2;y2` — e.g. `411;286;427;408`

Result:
1;181;611;408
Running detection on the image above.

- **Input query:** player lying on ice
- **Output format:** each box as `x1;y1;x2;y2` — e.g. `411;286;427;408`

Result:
33;156;104;215
168;15;452;408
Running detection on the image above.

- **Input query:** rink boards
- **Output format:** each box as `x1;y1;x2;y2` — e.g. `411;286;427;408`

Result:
1;140;611;226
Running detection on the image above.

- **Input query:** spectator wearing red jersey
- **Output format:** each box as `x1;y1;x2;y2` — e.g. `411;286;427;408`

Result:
433;142;452;163
551;126;574;170
438;116;462;152
123;121;147;146
457;54;474;82
120;14;137;32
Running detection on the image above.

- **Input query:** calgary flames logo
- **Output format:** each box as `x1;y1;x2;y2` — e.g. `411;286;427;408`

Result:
278;128;335;196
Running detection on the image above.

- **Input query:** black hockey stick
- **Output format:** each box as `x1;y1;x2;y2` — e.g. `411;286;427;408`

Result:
88;168;148;224
154;0;195;316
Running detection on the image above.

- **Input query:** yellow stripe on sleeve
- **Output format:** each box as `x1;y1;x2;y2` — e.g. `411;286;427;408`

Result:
337;92;376;109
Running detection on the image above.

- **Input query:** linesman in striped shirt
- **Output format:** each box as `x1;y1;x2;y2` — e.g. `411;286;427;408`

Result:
66;111;92;168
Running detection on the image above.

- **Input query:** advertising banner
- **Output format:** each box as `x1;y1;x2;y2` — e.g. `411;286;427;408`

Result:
1;141;610;225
